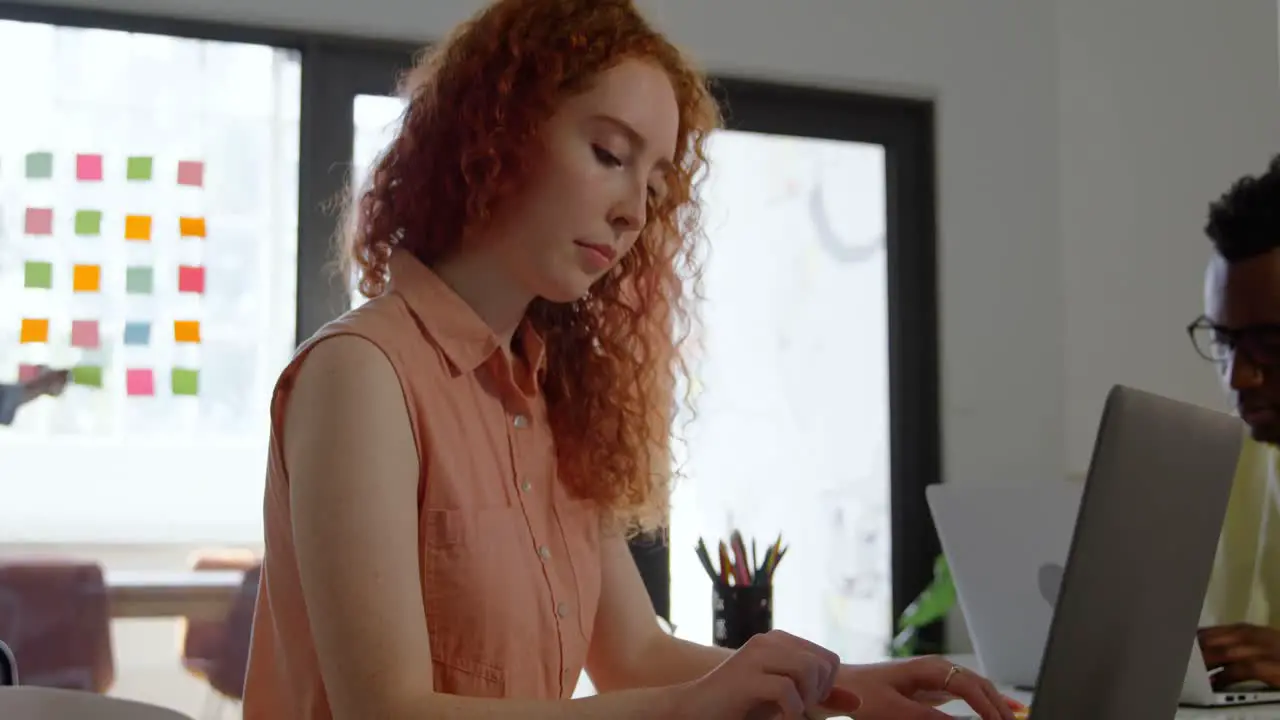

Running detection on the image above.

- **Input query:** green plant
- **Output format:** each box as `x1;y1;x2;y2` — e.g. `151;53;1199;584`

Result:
890;553;956;657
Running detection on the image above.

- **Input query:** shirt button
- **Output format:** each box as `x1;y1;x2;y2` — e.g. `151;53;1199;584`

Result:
513;414;529;429
521;480;532;492
538;545;551;560
556;601;570;618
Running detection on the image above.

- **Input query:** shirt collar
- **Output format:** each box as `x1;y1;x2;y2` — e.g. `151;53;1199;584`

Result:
387;249;546;379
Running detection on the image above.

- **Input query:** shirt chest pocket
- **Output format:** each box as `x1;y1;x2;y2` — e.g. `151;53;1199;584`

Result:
420;506;532;674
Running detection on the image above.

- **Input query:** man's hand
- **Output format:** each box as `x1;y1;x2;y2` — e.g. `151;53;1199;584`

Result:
21;367;69;401
1199;624;1280;688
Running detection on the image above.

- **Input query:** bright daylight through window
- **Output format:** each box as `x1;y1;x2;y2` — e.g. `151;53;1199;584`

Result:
0;20;300;542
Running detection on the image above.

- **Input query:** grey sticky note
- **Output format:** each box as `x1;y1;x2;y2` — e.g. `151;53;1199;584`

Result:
125;266;153;294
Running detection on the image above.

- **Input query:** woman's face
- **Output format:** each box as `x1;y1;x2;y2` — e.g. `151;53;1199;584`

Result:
490;58;681;303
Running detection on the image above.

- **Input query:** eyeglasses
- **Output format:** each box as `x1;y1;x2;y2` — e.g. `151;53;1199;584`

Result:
1187;315;1280;372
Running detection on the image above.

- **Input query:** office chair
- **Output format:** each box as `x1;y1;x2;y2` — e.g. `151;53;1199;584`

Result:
0;638;16;686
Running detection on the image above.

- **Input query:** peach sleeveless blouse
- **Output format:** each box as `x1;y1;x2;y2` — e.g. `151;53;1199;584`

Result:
242;250;604;718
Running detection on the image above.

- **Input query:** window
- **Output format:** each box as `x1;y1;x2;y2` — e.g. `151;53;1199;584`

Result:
669;130;892;661
348;93;408;309
0;19;301;542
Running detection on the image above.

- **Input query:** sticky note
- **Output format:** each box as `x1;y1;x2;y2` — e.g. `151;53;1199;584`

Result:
178;265;205;294
25;152;52;179
171;368;199;396
123;322;151;346
20;318;49;344
179;217;206;238
71;320;100;349
24;261;52;289
71;365;103;388
72;264;101;293
24;208;52;236
126;369;154;397
125;266;153;294
75;210;102;236
124;215;152;241
126;156;153;181
174;320;201;343
18;364;40;383
76;153;103;181
177;160;204;187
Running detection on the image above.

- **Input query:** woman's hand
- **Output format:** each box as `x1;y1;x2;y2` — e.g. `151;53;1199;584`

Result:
835;656;1023;720
671;630;862;720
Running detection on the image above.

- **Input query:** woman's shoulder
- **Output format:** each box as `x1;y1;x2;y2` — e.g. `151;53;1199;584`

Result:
294;292;449;375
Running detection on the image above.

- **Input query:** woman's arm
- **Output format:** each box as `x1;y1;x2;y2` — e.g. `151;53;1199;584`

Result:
586;534;736;690
284;336;683;720
584;535;1017;720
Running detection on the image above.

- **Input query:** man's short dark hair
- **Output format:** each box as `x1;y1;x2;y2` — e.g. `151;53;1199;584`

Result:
1206;154;1280;263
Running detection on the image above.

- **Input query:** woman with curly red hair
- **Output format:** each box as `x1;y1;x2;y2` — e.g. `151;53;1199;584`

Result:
242;1;1016;718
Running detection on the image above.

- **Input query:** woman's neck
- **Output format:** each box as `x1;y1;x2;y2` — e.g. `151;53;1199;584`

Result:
431;248;532;350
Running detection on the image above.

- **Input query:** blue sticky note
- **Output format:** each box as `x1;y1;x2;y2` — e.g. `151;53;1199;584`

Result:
123;321;151;346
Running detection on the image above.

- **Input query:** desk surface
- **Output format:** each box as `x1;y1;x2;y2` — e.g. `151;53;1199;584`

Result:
941;655;1280;719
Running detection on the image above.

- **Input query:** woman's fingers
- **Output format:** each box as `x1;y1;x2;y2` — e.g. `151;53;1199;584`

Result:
941;666;1014;720
748;673;807;718
747;632;840;708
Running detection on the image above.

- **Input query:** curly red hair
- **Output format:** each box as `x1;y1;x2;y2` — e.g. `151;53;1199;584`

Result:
341;0;720;534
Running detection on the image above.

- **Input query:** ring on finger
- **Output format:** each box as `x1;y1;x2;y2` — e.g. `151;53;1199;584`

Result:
942;664;963;691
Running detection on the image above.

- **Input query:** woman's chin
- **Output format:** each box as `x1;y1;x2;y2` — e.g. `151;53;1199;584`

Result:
537;274;599;305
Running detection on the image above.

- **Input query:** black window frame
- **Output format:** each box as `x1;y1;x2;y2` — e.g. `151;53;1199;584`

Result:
0;0;943;652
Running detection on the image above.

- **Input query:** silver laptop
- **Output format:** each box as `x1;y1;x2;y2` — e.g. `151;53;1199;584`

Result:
927;483;1081;690
931;480;1280;708
935;385;1263;717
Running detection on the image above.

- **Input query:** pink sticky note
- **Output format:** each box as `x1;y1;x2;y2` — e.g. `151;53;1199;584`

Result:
70;320;100;349
76;153;103;181
177;160;204;187
178;265;205;294
18;364;40;383
24;208;53;235
126;368;155;397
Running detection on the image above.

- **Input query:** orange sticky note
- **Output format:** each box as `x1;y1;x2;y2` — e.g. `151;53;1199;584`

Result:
179;217;206;238
174;320;201;343
124;214;152;241
20;318;49;344
72;264;101;292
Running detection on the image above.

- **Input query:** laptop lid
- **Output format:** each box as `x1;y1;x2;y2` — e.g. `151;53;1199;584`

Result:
926;483;1082;689
1029;385;1243;720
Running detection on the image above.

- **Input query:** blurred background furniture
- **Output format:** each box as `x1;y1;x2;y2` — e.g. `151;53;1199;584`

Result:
182;557;260;720
0;560;114;693
0;639;16;686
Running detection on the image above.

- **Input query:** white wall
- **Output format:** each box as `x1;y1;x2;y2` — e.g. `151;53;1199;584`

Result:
9;0;1279;650
1058;1;1280;471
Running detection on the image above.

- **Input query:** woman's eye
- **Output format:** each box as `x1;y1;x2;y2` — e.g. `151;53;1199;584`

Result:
592;145;623;168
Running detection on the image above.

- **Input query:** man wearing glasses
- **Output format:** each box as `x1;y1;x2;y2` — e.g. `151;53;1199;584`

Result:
1188;154;1280;690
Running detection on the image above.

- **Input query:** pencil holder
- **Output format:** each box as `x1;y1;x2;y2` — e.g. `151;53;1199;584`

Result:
712;584;772;649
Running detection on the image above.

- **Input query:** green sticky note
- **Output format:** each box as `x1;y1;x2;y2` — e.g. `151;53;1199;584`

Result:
24;261;52;289
126;156;153;181
125;266;153;294
72;365;104;388
25;152;53;179
171;368;199;396
74;210;102;236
